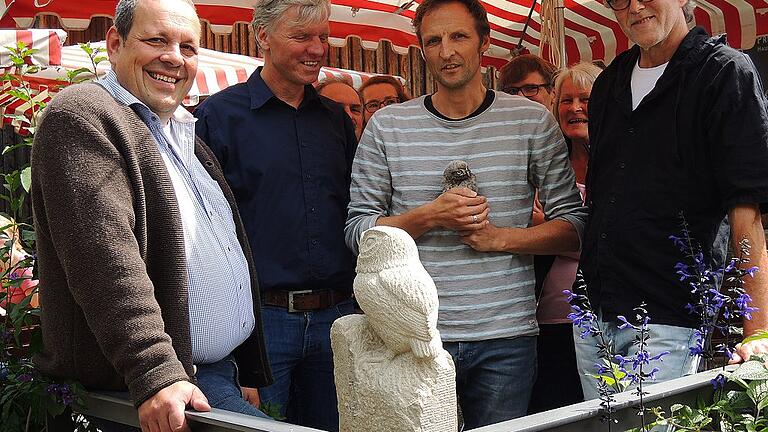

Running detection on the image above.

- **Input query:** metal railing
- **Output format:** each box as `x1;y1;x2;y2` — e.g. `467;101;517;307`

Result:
471;366;730;432
77;392;325;432
78;366;730;432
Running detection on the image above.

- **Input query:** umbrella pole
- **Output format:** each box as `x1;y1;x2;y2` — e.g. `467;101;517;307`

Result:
555;0;566;67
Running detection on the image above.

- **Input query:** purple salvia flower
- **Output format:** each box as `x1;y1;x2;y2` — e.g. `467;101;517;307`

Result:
647;367;661;381
640;315;651;329
707;289;726;308
17;373;32;382
46;383;76;406
711;374;726;389
563;289;576;302
735;293;759;321
689;330;706;356
616;315;637;330
724;346;735;360
594;363;610;374
614;354;630;368
668;235;687;252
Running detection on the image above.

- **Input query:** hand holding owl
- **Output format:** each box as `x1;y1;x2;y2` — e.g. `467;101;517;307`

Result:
424;161;490;232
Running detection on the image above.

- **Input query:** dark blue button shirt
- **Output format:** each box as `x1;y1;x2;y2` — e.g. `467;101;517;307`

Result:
195;67;358;293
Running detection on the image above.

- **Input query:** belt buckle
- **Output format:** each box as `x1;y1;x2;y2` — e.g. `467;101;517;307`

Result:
288;290;314;313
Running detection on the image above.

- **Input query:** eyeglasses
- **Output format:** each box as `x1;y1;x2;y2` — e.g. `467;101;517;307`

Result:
604;0;653;11
364;97;400;113
503;83;552;98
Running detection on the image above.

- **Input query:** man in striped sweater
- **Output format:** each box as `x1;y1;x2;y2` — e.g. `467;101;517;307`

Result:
344;0;586;427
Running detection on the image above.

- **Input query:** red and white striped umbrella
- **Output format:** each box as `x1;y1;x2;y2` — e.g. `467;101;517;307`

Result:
0;28;65;66
1;0;766;66
0;0;13;20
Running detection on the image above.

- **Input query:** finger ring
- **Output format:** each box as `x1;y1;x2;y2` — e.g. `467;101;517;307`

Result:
472;214;478;223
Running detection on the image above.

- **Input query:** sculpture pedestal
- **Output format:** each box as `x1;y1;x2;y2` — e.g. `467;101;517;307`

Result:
332;314;457;432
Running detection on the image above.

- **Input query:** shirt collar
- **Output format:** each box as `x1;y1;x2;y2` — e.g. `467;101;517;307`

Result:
97;70;195;125
247;66;326;111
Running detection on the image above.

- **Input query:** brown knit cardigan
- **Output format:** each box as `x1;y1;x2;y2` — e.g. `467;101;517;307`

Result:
31;83;272;407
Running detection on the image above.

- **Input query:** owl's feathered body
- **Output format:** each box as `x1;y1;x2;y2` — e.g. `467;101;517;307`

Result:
354;226;442;359
441;160;477;193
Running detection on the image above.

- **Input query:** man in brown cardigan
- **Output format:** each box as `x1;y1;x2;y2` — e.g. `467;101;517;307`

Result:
31;0;271;430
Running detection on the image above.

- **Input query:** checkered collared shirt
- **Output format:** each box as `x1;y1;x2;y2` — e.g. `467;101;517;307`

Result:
98;72;254;364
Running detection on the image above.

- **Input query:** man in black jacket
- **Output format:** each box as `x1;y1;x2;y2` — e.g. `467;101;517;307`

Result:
576;0;768;400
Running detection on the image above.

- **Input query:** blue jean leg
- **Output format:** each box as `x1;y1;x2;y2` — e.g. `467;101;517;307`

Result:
641;324;700;389
258;299;354;431
445;336;537;429
574;318;700;401
195;356;271;418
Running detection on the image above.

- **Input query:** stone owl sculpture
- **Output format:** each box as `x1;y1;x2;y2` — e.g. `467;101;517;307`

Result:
354;226;442;359
441;160;477;193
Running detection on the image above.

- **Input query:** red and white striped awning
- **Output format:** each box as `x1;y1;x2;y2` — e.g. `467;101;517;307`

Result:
1;0;766;66
0;80;50;135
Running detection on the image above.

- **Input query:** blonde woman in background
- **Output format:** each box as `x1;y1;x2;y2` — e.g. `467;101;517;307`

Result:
528;62;602;413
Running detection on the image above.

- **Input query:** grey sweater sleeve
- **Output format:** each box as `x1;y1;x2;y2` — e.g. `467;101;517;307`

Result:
529;110;588;243
345;119;393;255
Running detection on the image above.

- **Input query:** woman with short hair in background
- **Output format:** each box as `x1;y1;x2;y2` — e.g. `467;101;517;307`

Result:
528;61;603;413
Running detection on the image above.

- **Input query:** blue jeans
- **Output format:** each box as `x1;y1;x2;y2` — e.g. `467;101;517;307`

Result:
573;314;700;401
258;299;354;432
444;336;537;429
195;355;271;418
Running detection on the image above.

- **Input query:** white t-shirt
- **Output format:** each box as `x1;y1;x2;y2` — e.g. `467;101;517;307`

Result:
631;60;668;110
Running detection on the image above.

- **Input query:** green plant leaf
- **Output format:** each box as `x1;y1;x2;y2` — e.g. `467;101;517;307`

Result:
20;167;31;193
259;401;286;421
6;88;30;101
747;380;768;407
731;360;768;381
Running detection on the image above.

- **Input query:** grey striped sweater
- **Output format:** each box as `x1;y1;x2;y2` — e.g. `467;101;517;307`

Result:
345;91;587;341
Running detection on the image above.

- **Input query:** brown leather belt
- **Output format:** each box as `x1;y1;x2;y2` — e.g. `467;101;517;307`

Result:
263;289;350;312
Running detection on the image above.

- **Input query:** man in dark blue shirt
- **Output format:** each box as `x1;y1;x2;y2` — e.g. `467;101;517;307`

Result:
194;0;357;429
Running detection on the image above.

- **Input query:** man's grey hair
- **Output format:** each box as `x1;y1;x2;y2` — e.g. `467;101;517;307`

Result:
114;0;196;40
251;0;330;45
316;75;356;92
683;0;695;23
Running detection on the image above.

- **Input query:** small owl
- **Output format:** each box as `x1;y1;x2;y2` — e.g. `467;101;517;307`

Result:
354;226;442;359
441;160;477;193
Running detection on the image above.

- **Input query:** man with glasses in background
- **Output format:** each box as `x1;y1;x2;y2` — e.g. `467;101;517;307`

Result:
357;75;411;124
576;0;768;400
498;54;556;109
317;77;365;141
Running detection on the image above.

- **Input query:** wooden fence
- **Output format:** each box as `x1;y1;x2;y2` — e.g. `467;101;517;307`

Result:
33;15;500;97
